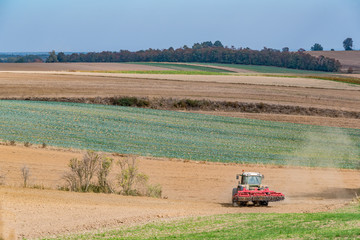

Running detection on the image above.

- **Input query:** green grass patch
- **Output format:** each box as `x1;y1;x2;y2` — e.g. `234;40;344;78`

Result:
1;101;359;169
132;62;236;73
43;203;360;240
199;63;332;74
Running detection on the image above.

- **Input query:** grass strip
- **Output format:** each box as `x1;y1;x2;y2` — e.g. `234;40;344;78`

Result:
43;203;360;240
196;63;332;74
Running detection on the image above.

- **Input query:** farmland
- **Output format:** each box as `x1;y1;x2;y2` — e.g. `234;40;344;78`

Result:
1;144;360;238
136;62;331;74
0;62;360;239
308;51;360;73
47;205;360;240
1;100;359;168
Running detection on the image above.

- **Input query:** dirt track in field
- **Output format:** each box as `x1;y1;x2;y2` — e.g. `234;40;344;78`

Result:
0;145;359;239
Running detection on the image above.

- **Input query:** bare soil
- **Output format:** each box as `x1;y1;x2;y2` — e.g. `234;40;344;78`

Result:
0;145;359;239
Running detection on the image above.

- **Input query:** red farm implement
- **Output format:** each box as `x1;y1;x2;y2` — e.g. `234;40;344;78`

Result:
232;171;285;206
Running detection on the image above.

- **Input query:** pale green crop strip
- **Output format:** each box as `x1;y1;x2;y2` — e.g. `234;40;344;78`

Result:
1;100;359;168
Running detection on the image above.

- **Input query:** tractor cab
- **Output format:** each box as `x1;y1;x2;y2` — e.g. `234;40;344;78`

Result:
236;172;264;190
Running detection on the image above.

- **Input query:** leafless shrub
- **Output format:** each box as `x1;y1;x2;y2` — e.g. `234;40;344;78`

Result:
62;170;78;192
97;157;114;193
24;142;31;147
82;151;100;192
62;151;113;193
117;156;139;196
61;151;161;197
117;156;162;198
146;184;162;198
21;165;30;188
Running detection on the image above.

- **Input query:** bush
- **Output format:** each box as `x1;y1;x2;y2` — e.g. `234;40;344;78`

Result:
63;151;109;192
117;156;162;198
61;151;161;197
114;97;150;107
173;99;207;109
97;157;113;193
146;184;162;198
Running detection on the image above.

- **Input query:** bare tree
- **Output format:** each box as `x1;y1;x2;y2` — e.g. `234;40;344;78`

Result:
117;156;140;195
82;151;100;192
98;157;113;193
63;151;101;192
117;156;160;197
21;165;30;188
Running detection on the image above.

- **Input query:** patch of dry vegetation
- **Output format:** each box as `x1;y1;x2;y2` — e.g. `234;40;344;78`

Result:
62;151;162;198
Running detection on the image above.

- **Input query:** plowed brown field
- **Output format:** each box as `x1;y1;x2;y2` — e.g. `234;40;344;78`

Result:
0;145;359;239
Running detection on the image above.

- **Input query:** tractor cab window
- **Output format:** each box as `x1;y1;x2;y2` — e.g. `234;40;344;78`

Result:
242;176;262;185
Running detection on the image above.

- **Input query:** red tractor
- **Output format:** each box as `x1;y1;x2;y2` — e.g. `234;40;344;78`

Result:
232;171;285;206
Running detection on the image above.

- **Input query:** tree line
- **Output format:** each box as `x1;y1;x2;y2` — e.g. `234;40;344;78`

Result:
310;38;353;52
49;41;341;72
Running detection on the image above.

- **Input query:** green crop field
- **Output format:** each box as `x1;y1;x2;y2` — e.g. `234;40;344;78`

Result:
42;203;360;240
132;62;236;73
1;100;359;168
201;63;331;74
135;62;329;74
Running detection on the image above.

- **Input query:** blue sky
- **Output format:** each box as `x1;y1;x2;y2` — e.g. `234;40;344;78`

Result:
0;0;359;52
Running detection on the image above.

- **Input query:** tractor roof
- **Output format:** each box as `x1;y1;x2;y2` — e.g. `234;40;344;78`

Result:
242;172;262;176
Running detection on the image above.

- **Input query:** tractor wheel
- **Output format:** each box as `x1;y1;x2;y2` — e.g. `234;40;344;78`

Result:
239;202;247;207
232;188;238;196
260;201;269;206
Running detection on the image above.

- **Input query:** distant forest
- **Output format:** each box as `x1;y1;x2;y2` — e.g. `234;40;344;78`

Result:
53;41;341;72
1;41;342;72
0;54;46;63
